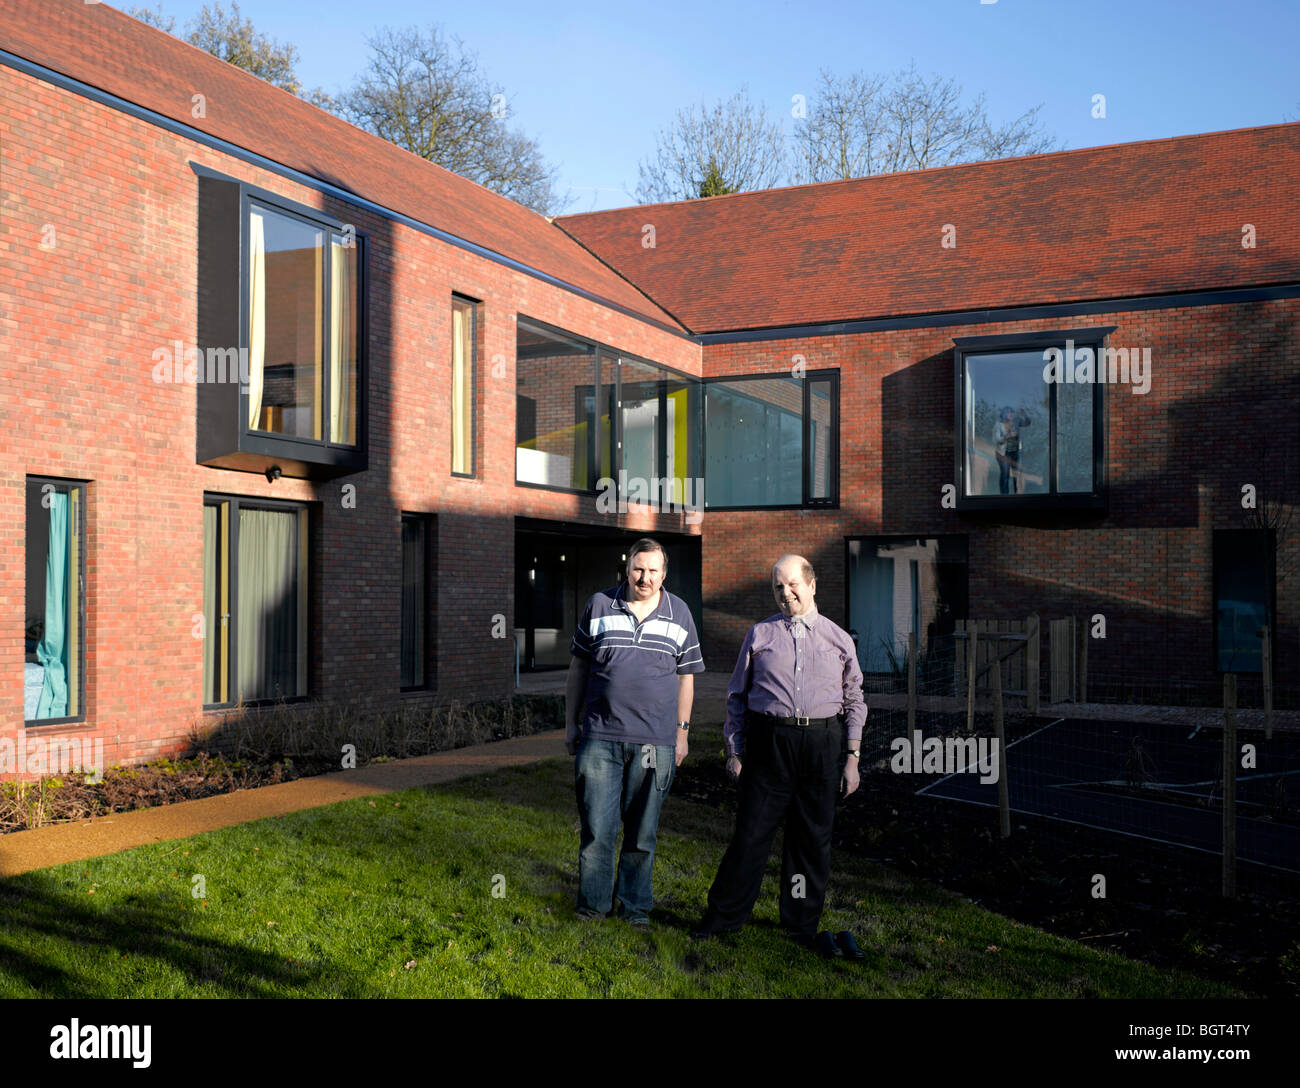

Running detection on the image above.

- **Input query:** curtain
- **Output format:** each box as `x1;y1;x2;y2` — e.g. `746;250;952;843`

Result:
330;239;354;445
451;304;468;472
237;508;299;701
247;210;266;429
36;491;69;718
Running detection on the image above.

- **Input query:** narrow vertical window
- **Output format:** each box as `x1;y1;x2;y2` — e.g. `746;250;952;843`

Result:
401;515;428;689
451;296;477;476
203;500;231;705
1213;529;1274;673
25;478;85;723
329;233;358;446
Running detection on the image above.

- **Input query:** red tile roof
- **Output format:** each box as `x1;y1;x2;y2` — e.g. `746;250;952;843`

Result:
557;125;1300;334
1;0;684;332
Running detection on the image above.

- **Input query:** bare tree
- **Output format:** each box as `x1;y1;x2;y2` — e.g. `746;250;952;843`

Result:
793;63;1057;183
126;4;175;33
636;88;787;203
333;26;567;215
186;2;303;95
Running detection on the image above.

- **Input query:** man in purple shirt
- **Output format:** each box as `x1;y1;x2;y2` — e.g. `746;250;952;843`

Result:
692;554;868;959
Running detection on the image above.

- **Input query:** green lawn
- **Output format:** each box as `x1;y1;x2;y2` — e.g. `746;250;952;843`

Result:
0;737;1237;998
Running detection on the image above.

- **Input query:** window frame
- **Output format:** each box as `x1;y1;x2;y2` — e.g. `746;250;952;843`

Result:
952;327;1113;512
513;315;701;498
700;368;840;511
24;475;88;728
400;513;434;692
450;295;479;478
202;492;312;710
195;165;368;479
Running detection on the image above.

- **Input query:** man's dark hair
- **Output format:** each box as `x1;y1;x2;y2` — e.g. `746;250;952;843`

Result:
626;537;668;576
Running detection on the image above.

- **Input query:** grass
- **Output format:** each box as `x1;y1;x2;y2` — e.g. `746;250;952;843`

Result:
0;734;1239;998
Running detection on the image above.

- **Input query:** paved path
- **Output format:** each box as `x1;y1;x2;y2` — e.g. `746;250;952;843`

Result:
0;731;569;878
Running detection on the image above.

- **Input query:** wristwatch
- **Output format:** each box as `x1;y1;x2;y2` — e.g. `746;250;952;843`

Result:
846;749;860;759
677;720;690;732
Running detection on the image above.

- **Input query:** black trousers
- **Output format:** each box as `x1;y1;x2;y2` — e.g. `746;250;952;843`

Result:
704;714;843;939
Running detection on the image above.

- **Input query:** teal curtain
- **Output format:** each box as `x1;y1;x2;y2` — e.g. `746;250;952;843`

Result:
36;491;69;718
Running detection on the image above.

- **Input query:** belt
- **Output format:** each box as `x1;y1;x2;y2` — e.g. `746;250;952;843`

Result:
746;710;842;729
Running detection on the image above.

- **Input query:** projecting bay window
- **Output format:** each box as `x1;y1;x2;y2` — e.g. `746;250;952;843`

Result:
203;496;310;708
197;167;365;480
25;477;86;725
451;297;478;476
954;328;1110;510
702;370;839;509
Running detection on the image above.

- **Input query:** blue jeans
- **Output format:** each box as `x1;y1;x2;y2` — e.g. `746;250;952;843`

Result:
574;738;676;920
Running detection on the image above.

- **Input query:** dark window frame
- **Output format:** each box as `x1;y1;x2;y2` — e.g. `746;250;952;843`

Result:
701;369;841;511
1212;528;1276;675
513;314;701;498
202;492;312;710
24;475;88;728
451;295;479;479
400;512;434;692
195;164;368;480
953;327;1113;512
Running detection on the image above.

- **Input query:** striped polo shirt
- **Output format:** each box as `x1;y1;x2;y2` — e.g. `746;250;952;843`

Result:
570;583;705;746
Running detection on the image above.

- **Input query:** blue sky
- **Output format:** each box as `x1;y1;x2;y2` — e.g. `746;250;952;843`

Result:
127;0;1299;211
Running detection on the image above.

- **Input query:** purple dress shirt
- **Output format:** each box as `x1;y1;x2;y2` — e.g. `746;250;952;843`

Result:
724;607;867;757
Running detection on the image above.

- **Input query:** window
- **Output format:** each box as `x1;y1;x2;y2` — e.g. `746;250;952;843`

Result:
25;478;85;724
196;169;365;479
515;320;602;491
451;297;478;476
954;328;1110;509
401;515;431;690
1213;529;1274;674
617;357;700;503
847;536;968;676
703;371;839;509
203;496;310;707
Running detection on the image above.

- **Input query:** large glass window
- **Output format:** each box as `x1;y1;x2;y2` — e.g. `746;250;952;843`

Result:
618;358;700;503
451;297;477;476
25;478;85;724
203;496;309;707
956;329;1109;507
703;371;838;508
515;320;601;490
1213;530;1274;674
246;201;359;447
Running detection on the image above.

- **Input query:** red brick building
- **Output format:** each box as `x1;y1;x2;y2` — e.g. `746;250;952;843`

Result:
3;0;1296;777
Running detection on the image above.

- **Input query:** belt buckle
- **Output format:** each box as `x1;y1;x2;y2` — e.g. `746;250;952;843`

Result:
795;716;811;728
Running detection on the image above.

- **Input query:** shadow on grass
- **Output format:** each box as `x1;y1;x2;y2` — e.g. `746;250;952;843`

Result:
0;874;376;998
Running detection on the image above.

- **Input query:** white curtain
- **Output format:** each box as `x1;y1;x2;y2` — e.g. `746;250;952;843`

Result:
330;239;354;445
247;210;266;429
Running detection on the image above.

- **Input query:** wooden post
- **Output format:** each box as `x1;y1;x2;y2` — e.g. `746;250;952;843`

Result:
1079;615;1088;704
1026;613;1040;714
966;628;977;733
1222;673;1237;899
1262;625;1273;741
907;630;917;735
991;651;1011;839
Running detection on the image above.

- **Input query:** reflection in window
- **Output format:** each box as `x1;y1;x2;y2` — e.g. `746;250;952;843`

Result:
25;478;84;723
960;345;1099;500
451;298;476;475
619;358;699;502
515;321;600;490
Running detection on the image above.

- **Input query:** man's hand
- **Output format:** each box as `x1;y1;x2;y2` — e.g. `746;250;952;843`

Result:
841;755;860;798
564;725;582;757
726;755;743;781
675;728;689;767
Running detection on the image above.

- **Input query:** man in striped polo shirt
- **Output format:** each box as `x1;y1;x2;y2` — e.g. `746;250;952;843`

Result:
565;537;705;925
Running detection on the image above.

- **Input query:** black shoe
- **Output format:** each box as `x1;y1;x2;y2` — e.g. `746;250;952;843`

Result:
792;931;842;958
834;931;865;960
